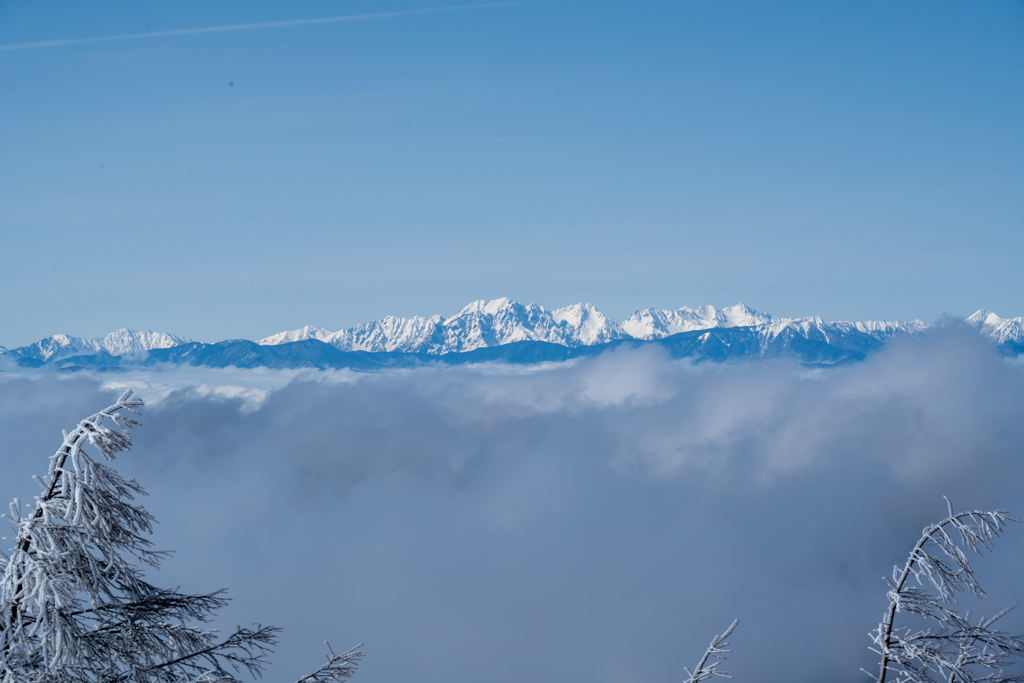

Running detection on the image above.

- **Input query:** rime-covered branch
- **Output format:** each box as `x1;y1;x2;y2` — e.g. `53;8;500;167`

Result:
685;619;739;683
0;391;362;683
294;644;363;683
869;499;1024;683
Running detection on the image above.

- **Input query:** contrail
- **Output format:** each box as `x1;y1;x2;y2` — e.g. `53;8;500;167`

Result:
0;2;528;53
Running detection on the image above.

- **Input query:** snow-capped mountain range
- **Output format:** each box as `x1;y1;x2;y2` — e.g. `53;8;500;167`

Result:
4;330;192;364
257;299;631;353
1;299;1022;370
254;298;931;355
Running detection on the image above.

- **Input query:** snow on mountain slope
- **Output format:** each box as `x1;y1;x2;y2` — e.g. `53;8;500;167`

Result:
847;320;930;334
262;299;629;354
253;300;829;355
620;303;775;339
15;334;100;362
11;330;193;363
965;311;1024;345
257;299;939;356
18;303;1002;364
256;325;332;345
552;303;626;345
759;318;928;345
438;298;556;352
11;303;1015;369
326;315;446;353
443;298;624;351
99;330;194;356
258;299;983;360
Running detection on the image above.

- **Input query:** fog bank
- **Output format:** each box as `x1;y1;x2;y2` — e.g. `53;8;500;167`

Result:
2;324;1023;683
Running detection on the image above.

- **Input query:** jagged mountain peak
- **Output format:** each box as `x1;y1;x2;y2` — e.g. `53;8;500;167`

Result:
966;310;991;324
552;303;624;345
328;314;446;353
552;302;603;323
965;310;1024;345
8;329;193;363
100;329;193;355
257;325;332;346
455;297;521;316
965;310;1009;328
619;302;772;340
715;302;774;327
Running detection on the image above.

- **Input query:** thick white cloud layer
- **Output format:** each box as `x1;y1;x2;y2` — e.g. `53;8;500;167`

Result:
2;324;1024;683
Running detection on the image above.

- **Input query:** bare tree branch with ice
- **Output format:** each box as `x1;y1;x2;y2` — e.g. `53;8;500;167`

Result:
870;499;1024;683
685;619;739;683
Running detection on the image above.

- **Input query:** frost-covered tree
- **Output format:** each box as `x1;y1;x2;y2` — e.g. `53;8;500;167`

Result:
684;620;738;683
0;391;361;683
681;500;1024;683
870;500;1024;683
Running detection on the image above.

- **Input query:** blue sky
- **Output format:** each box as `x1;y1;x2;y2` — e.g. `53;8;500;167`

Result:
1;0;1022;346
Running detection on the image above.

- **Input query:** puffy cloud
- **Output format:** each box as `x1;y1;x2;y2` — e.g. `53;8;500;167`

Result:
1;324;1023;683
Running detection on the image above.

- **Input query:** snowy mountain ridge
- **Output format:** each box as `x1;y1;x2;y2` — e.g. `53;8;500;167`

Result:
2;330;193;364
3;301;1023;368
255;298;932;355
965;310;1024;345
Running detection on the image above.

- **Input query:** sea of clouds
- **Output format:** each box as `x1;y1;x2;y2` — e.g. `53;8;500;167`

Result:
2;322;1024;683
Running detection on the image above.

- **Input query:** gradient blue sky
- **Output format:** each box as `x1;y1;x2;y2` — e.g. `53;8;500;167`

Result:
1;0;1022;347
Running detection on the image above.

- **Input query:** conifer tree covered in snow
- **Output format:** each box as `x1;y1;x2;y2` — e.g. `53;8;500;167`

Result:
0;391;361;683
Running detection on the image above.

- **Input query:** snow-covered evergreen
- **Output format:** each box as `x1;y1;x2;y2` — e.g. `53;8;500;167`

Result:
0;391;361;683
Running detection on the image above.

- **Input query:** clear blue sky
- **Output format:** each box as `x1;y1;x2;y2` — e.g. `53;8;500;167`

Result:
1;0;1022;346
